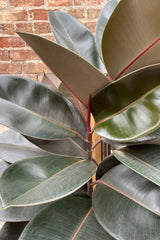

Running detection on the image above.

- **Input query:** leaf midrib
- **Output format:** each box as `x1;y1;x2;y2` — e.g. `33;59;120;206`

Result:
96;84;160;125
119;150;160;173
97;180;160;216
56;13;81;55
0;98;78;137
3;159;86;207
72;207;93;239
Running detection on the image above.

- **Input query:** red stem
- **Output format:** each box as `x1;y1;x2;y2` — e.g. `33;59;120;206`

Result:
87;95;91;132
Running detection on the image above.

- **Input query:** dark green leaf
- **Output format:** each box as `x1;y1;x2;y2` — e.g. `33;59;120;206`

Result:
19;196;114;240
96;155;120;179
91;64;160;142
102;0;160;79
48;11;105;72
93;165;160;240
0;129;52;163
24;87;87;158
17;32;110;106
26;136;87;159
0;155;97;208
95;0;120;60
0;75;83;140
0;222;28;240
113;144;160;186
105;127;160;146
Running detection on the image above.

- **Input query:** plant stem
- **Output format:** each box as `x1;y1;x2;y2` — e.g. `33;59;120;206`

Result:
87;95;92;161
87;131;92;161
87;95;93;196
87;179;93;197
87;95;91;133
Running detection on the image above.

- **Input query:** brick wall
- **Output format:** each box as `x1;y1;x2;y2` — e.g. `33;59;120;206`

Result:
0;0;108;82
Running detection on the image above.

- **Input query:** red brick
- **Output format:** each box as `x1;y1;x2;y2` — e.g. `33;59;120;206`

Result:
0;0;7;9
68;9;84;18
0;10;27;21
28;9;48;20
87;9;101;19
85;22;96;33
34;22;51;34
0;24;14;35
23;62;51;74
16;23;32;33
48;0;72;7
86;0;102;5
44;35;55;42
0;50;9;61
0;62;22;74
0;37;25;48
10;0;44;7
10;50;39;61
74;0;85;5
23;74;38;81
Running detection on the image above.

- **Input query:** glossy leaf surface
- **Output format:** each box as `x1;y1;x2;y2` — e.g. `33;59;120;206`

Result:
95;0;120;60
93;165;160;240
0;222;28;240
19;196;114;240
102;0;160;79
0;200;48;222
113;144;160;186
17;32;110;106
42;72;87;122
23;84;87;158
0;155;97;208
0;129;51;163
91;64;160;142
0;75;82;140
105;127;160;147
48;11;105;72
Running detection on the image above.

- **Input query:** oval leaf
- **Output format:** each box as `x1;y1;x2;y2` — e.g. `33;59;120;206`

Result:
91;64;160;142
113;144;160;186
93;165;160;240
48;11;105;72
19;196;114;240
17;32;110;107
102;0;160;79
0;75;82;140
22;83;87;158
95;0;120;60
0;155;97;208
0;129;52;163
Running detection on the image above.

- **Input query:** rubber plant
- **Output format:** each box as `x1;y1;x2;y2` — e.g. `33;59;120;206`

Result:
1;0;160;239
